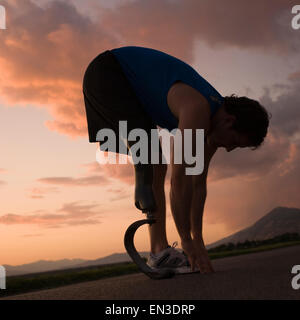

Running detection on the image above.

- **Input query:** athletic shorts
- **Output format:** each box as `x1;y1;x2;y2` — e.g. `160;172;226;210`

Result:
82;50;157;155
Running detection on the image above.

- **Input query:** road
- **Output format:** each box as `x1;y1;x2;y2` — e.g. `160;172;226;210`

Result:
2;245;300;300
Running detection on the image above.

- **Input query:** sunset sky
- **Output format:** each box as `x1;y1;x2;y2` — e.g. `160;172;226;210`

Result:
1;0;300;266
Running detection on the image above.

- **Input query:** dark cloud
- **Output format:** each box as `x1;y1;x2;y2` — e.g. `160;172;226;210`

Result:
260;80;300;138
0;0;297;140
99;0;298;58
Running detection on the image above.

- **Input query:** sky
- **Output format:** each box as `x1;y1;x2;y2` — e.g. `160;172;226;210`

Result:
0;0;300;266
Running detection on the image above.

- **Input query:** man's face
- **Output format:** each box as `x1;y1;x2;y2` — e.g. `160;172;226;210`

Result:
208;114;251;152
221;129;250;152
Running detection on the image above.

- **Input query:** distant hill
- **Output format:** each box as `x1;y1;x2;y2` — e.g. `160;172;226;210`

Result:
4;206;300;276
77;252;149;268
3;252;149;277
3;259;85;276
207;206;300;249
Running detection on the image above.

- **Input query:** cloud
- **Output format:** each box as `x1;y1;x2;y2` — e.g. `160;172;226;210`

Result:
27;186;60;199
0;0;297;142
81;158;135;185
81;155;172;186
288;71;300;80
0;0;119;138
37;174;110;186
260;80;300;138
0;201;103;228
98;0;298;57
109;191;131;202
104;186;131;201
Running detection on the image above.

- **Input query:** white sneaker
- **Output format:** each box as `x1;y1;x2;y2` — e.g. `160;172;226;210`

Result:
147;241;198;274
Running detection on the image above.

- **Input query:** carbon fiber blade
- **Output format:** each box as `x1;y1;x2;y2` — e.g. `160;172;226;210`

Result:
124;219;175;280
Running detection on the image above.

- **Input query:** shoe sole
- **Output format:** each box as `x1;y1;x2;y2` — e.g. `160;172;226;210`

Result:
173;266;200;274
147;264;200;275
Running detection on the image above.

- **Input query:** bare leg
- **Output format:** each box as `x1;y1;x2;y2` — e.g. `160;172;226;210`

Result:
148;162;169;254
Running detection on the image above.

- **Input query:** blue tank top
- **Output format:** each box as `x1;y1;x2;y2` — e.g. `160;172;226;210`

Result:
111;46;224;131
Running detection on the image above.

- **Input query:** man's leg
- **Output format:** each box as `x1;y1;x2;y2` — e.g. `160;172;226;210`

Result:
148;162;169;254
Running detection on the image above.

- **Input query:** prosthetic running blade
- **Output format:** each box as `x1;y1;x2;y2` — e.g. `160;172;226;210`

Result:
124;218;175;280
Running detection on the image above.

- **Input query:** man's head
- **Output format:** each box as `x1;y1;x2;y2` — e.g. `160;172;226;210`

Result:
207;95;271;152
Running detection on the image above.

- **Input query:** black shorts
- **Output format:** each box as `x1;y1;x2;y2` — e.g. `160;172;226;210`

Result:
83;50;156;155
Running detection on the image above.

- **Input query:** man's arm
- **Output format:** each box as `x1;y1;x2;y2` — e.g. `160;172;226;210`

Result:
170;101;211;241
186;140;216;273
191;140;217;240
167;82;216;272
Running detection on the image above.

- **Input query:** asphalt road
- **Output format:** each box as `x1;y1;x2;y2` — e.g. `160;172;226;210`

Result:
2;245;300;300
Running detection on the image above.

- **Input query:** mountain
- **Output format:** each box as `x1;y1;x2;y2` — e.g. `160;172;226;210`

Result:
77;252;149;268
207;206;300;249
3;252;149;277
3;259;86;276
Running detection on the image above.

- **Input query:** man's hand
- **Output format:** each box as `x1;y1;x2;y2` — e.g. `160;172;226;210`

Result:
181;238;215;274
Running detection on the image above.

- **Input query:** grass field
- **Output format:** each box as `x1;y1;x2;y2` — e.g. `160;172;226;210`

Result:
1;240;300;298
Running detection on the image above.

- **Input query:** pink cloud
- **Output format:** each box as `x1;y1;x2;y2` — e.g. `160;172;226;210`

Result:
27;186;59;199
0;0;297;142
81;158;135;185
0;0;119;138
0;201;103;228
81;157;172;186
37;174;110;186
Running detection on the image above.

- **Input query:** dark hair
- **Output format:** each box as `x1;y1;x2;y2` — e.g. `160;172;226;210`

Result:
224;94;271;150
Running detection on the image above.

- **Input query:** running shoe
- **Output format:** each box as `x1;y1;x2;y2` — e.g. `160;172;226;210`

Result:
146;241;199;274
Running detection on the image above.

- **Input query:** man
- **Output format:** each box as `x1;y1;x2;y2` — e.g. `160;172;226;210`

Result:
83;46;270;274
